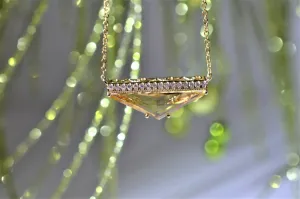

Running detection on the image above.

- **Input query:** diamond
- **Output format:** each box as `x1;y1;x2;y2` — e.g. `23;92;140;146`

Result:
152;82;158;91
115;84;121;91
127;83;132;91
158;82;164;90
189;81;195;89
163;82;170;90
182;82;189;89
133;83;139;91
195;81;202;89
120;84;127;91
139;83;145;91
176;82;182;89
145;82;152;92
108;84;114;91
171;82;176;90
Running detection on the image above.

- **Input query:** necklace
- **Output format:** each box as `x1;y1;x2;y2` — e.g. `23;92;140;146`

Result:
101;0;212;120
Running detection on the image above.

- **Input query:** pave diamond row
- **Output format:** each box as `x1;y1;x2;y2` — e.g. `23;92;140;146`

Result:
107;81;207;93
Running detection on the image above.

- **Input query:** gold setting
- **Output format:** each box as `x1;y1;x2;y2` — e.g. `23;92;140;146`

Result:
107;76;207;120
106;76;207;94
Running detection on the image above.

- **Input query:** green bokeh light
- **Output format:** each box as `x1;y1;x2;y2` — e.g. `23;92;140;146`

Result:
8;57;16;67
165;118;185;135
269;175;281;189
296;6;300;17
214;130;231;145
188;86;218;115
209;122;224;137
204;139;219;154
287;153;300;166
175;3;188;16
45;109;57;120
268;36;283;52
286;167;299;181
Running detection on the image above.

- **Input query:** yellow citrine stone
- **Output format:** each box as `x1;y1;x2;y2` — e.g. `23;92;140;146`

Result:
107;76;208;120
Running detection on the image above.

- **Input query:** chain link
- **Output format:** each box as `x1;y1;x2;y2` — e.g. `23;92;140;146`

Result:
202;0;212;82
100;0;212;82
101;0;110;83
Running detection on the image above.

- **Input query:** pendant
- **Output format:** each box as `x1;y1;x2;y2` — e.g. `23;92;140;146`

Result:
106;76;208;120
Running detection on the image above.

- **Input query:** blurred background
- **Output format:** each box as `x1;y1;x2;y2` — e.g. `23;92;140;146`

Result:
0;0;300;198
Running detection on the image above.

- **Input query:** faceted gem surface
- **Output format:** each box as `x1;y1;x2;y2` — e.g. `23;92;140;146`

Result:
110;90;206;120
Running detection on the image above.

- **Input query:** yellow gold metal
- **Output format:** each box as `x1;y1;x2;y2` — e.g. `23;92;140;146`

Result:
100;0;110;82
145;113;150;118
201;0;212;82
100;0;213;120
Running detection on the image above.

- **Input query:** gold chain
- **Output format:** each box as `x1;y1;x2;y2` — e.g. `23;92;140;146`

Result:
101;0;110;82
100;0;212;82
202;0;212;81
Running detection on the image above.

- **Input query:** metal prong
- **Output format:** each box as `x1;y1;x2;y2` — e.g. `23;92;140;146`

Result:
107;92;111;97
145;113;150;119
205;90;208;95
167;114;171;118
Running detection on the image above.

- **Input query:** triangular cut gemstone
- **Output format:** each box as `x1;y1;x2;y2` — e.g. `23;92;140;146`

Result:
110;90;206;120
